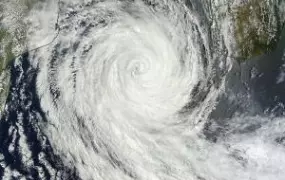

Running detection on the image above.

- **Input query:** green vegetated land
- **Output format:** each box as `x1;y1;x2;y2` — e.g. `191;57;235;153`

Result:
24;0;38;10
233;0;283;61
0;0;38;116
0;28;14;117
0;0;39;71
0;29;15;71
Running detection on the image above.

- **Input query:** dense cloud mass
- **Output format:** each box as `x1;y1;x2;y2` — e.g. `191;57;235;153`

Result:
1;0;285;180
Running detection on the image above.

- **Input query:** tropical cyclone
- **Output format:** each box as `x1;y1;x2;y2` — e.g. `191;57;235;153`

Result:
34;0;218;179
26;0;285;180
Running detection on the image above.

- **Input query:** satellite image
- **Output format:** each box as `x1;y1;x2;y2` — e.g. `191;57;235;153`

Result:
0;0;285;179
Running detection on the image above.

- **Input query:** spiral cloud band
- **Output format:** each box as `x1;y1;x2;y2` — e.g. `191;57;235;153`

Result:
23;0;285;180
